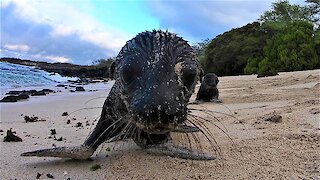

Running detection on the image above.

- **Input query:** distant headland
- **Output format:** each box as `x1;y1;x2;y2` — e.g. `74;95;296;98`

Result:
0;57;112;79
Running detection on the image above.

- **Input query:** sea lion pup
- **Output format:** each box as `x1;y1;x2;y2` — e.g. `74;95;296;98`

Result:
196;73;222;103
21;30;215;160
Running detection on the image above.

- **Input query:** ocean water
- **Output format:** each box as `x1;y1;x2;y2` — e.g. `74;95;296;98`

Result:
0;62;78;90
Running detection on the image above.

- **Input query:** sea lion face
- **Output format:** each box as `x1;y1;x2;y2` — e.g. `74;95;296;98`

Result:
203;73;219;87
112;31;200;134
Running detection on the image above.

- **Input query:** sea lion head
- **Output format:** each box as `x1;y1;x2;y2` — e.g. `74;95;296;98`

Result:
110;30;201;134
203;73;219;88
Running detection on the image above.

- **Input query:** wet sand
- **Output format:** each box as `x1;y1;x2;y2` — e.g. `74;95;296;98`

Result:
0;70;319;179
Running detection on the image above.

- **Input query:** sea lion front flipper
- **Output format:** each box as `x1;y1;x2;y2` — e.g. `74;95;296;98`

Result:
145;142;215;160
21;145;94;160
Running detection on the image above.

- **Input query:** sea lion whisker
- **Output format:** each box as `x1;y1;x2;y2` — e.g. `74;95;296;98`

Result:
178;122;203;152
137;127;143;147
188;108;228;132
186;117;222;159
146;133;155;145
189;108;238;120
187;114;218;140
122;122;136;141
188;126;204;154
191;103;241;130
188;113;234;149
135;126;141;143
188;113;227;137
186;117;217;150
104;118;135;151
188;113;235;147
104;117;131;142
175;123;189;148
189;107;243;131
88;116;127;148
62;107;103;121
115;121;135;152
85;97;108;105
130;126;139;142
187;116;227;166
195;102;233;116
85;114;101;139
181;128;194;159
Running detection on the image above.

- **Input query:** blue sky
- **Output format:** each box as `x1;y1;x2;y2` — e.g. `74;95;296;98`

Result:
1;0;304;65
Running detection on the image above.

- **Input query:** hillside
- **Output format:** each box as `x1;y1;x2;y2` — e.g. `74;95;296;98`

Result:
200;1;319;77
203;22;273;76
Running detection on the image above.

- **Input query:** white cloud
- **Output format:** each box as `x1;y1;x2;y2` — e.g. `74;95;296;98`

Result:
2;0;129;54
45;56;70;63
33;54;70;63
148;1;274;41
4;44;30;52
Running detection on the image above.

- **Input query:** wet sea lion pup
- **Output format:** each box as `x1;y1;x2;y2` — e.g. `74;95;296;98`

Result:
196;73;221;103
21;30;215;160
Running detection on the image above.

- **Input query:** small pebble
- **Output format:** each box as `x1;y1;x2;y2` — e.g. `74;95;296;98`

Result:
36;173;41;179
90;164;101;171
46;173;54;179
50;129;56;135
76;122;82;127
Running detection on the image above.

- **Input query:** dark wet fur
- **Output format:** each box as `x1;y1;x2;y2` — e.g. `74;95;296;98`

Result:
21;30;233;161
196;73;220;102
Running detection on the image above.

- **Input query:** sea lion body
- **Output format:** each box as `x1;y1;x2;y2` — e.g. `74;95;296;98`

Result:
21;30;215;160
196;73;221;102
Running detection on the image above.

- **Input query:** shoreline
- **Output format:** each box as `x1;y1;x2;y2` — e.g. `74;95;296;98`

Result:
0;69;319;179
0;81;114;103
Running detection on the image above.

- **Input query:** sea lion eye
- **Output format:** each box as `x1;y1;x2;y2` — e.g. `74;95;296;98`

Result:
182;69;197;90
121;65;135;84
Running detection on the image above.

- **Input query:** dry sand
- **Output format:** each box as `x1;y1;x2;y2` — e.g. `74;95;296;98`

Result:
0;70;319;179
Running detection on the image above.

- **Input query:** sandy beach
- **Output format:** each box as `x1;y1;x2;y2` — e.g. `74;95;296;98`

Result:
0;69;319;179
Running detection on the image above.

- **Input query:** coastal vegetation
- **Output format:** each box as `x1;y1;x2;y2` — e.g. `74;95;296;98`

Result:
197;0;319;77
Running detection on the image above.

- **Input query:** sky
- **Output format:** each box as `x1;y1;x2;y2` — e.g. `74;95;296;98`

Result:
0;0;304;65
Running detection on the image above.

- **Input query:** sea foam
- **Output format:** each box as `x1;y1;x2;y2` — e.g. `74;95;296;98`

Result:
0;62;78;90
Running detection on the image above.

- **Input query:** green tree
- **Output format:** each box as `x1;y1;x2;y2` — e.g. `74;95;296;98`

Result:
250;21;319;76
304;0;320;27
203;0;319;76
92;57;114;68
203;22;272;76
244;57;261;74
244;1;319;76
192;39;211;70
259;0;309;23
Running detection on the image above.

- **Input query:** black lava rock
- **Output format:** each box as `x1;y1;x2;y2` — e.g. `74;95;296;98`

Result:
17;94;30;100
0;95;18;102
75;86;85;91
3;128;22;142
6;91;21;95
31;91;46;96
50;129;57;135
42;89;54;93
